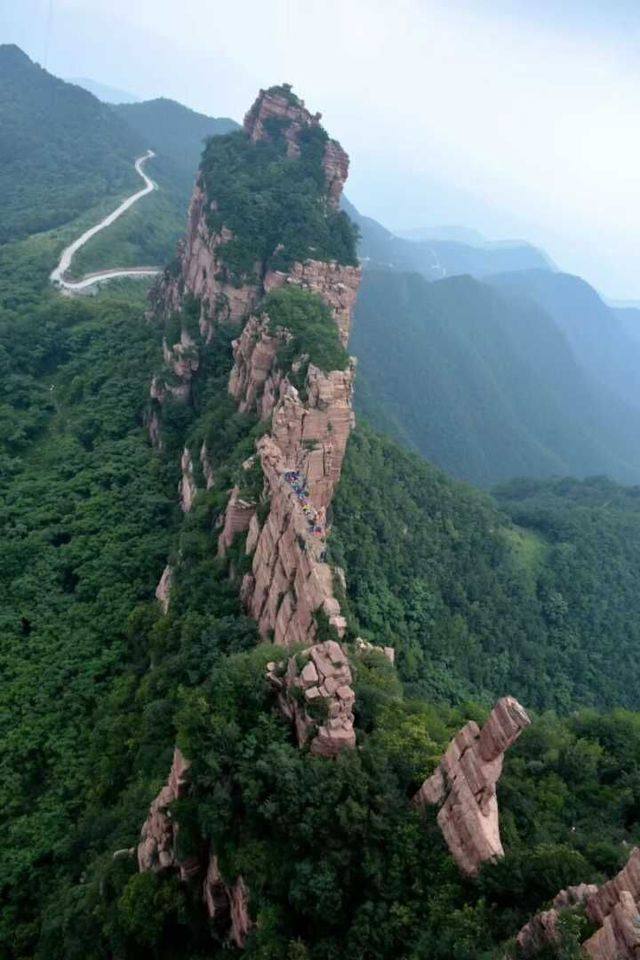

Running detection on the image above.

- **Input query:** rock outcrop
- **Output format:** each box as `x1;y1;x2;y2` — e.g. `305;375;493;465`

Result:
244;86;349;209
413;697;531;876
515;884;598;957
583;889;640;959
267;639;356;756
515;849;640;959
203;855;253;948
217;486;257;557
264;261;360;348
137;748;195;877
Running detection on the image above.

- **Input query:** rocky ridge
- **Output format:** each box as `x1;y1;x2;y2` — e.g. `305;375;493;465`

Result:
138;85;362;940
413;696;531;876
515;848;640;959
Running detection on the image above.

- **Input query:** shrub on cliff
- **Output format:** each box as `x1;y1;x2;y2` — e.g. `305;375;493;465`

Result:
200;127;358;281
262;286;349;375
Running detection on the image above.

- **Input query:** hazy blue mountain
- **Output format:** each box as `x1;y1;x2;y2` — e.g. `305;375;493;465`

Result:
66;77;140;103
398;224;487;243
343;197;552;280
614;305;640;344
489;269;640;411
352;268;640;486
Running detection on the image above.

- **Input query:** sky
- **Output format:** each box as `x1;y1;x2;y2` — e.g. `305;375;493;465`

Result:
2;0;640;299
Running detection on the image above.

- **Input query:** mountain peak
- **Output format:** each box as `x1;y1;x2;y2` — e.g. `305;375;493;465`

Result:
0;44;33;68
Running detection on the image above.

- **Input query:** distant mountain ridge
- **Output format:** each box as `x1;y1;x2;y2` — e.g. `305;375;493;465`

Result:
112;98;238;184
343;197;553;281
352;268;640;486
66;76;140;103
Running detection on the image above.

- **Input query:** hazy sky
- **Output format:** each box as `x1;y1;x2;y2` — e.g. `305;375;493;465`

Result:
3;0;640;299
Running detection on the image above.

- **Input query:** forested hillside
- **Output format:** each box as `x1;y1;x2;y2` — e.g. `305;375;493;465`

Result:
0;46;143;242
352;268;640;485
489;269;640;412
113;98;238;182
4;68;640;960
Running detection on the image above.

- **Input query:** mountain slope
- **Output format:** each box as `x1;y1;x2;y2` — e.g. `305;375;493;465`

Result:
352;268;640;485
4;81;640;960
0;45;144;243
113;98;238;184
489;268;640;411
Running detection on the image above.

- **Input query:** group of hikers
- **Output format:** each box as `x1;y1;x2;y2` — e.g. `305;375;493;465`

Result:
283;470;325;537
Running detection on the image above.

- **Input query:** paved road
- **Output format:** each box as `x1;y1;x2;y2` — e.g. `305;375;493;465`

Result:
50;150;162;291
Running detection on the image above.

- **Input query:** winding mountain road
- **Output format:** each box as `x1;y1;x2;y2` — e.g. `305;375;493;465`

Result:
50;150;162;291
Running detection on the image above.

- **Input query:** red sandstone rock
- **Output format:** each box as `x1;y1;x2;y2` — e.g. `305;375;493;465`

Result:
586;847;640;926
203;854;253;947
203;854;229;920
264;259;360;347
267;639;356;757
200;441;215;489
584;890;640;959
244;88;349;208
217;486;257;557
228;876;252;948
515;884;599;957
137;747;192;874
413;697;531;876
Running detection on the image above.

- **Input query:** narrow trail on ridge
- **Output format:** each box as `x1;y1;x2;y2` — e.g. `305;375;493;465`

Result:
49;150;163;292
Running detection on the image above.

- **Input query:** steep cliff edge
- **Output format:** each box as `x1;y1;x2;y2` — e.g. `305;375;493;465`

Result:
138;84;362;938
149;84;360;657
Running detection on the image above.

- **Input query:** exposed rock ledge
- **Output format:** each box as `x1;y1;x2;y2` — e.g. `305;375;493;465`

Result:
267;639;356;757
515;848;640;959
413;696;531;876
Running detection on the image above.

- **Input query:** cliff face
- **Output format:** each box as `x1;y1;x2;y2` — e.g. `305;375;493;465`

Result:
140;85;362;935
413;697;531;876
149;88;359;639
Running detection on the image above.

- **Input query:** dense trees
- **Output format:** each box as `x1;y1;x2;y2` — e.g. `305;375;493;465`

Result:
332;427;640;711
352;269;640;486
200;126;358;281
0;45;143;242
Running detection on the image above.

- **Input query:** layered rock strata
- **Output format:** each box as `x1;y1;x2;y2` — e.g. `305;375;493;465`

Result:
264;261;360;348
224;303;356;648
267;639;356;757
413;697;531;876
